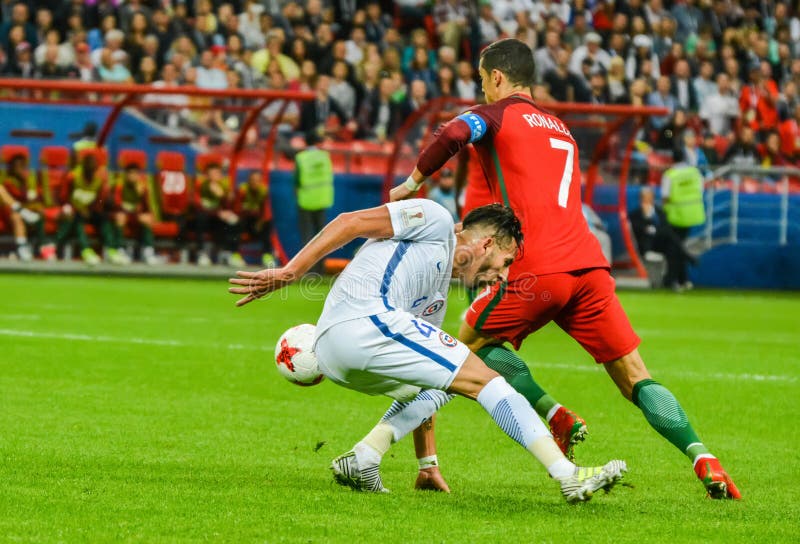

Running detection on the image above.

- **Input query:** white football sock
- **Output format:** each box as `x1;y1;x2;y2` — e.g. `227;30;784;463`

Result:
477;377;575;477
354;390;453;467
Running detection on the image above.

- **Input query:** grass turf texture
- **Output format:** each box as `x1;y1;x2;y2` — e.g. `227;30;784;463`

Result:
1;274;798;543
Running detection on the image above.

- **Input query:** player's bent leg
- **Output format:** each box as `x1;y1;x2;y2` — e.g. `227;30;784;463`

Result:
449;354;627;503
461;281;590;458
605;349;741;499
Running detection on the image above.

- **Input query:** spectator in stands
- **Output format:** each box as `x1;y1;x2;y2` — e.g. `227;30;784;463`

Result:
74;42;95;82
1;151;51;261
405;46;437;93
740;62;779;137
363;1;392;44
569;32;611;77
759;131;792;179
681;130;710;177
436;63;457;100
648;75;678;130
299;74;356;144
252;29;299;83
629;187;668;276
476;0;502;50
455;60;479;101
722;125;760;169
431;0;467;51
779;103;800;162
661;147;704;291
654;108;688;152
585;70;611;105
534;30;565;84
194;161;239;267
110;163;162;265
36;43;71;79
428;167;458;221
295;132;334;274
671;0;703;44
607;57;631;104
357;71;401;142
2;40;34;77
700;131;721;169
0;2;36;51
151;8;175;66
563;9;590;50
627;34;660;82
329;60;357;119
345;26;367;67
671;59;699;112
401;79;431;141
55;151;112;266
96;48;132;83
693;60;718;111
195;49;227;90
629;77;650;107
135;56;157;84
699;73;739;137
234;170;275;268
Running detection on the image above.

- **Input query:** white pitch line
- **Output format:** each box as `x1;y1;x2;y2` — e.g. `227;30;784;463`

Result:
0;328;795;384
0;328;271;353
529;361;797;384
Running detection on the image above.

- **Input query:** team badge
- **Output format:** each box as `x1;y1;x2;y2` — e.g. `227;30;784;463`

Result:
439;331;458;347
422;299;444;316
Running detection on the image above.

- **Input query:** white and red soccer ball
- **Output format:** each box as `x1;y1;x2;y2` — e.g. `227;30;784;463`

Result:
274;324;324;386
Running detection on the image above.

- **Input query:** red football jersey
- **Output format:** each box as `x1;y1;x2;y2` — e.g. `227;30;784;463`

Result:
460;144;494;219
158;170;190;216
418;94;607;277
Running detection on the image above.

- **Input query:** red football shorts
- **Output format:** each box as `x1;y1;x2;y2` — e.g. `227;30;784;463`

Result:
465;267;641;363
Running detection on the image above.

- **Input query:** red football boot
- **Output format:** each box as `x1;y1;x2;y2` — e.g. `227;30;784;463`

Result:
694;456;742;500
549;406;588;460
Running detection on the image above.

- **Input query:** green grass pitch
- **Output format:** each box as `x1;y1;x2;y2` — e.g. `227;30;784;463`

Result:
1;274;798;543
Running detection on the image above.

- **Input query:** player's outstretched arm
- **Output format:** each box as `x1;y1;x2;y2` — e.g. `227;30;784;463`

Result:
228;205;395;306
390;114;477;202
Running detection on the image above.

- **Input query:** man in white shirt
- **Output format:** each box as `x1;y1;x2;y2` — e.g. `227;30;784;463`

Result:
569;32;611;77
229;200;626;503
699;73;740;136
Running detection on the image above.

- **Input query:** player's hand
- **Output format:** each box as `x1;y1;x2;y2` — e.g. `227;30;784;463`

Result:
389;183;415;202
228;267;298;307
414;466;451;493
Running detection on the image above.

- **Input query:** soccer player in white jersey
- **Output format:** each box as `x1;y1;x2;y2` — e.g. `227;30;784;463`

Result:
229;199;627;503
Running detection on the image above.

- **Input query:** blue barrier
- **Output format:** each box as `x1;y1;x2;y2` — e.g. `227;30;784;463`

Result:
592;184;800;289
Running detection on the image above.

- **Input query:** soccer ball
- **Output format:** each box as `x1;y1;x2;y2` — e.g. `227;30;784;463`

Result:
274;324;324;386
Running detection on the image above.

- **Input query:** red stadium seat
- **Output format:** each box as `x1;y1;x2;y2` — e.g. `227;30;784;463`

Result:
1;144;30;163
153;151;189;238
196;152;224;173
647;152;673;185
117;149;148;170
38;146;71;233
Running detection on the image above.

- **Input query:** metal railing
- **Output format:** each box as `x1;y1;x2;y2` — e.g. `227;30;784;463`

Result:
698;165;800;250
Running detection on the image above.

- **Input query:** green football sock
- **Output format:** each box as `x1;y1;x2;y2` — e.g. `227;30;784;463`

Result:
632;379;709;461
141;225;154;247
476;345;557;419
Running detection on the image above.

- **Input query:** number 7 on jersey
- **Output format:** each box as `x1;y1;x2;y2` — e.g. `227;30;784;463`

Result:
549;137;575;208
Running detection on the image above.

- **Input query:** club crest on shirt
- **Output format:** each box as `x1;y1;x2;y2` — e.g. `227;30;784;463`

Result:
401;205;426;228
439;331;458;347
422;299;444;316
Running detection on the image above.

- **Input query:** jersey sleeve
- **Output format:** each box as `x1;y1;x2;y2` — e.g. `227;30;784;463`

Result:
416;105;497;177
386;198;454;243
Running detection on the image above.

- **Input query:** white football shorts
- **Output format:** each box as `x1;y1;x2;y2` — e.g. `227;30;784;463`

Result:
314;310;470;399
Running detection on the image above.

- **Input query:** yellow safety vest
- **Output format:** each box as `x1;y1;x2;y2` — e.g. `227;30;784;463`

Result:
296;148;334;211
664;166;706;227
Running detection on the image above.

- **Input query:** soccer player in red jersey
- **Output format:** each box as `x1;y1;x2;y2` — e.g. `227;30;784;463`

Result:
383;39;740;499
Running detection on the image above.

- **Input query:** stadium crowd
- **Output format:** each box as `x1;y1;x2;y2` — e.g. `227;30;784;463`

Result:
1;0;800;264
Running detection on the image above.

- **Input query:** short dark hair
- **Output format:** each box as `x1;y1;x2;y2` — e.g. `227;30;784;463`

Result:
462;203;524;252
479;39;535;87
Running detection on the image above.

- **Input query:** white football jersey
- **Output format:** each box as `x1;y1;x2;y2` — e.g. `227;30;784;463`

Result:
315;199;456;343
